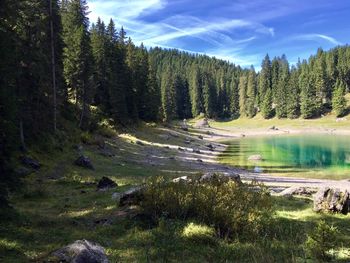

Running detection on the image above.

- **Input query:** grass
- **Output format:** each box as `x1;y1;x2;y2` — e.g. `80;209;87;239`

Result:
0;124;349;262
210;113;350;131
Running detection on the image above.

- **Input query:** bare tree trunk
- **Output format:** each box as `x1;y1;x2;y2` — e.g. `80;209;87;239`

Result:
50;0;57;133
79;80;85;128
19;119;26;151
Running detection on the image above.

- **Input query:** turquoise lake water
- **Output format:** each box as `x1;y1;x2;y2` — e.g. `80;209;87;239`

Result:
220;134;350;179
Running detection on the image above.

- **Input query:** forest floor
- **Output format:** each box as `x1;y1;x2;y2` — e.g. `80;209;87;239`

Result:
1;120;350;262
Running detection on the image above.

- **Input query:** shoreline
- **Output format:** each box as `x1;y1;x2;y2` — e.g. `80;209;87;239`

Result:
184;125;350;191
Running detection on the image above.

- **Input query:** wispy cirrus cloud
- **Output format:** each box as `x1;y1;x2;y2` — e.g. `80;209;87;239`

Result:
87;0;350;68
291;34;342;45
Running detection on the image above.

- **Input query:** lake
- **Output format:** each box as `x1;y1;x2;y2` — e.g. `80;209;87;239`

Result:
220;134;350;179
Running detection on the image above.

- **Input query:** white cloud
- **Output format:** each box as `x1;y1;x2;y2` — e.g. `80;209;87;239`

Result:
291;34;342;45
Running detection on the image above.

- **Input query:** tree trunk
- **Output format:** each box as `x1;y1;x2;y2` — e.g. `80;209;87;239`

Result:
79;80;85;128
50;0;57;133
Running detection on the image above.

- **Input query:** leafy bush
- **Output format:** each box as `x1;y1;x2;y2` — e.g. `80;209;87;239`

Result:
305;220;339;261
140;174;273;240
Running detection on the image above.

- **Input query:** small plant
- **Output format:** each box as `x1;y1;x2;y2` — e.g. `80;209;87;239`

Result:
305;220;339;261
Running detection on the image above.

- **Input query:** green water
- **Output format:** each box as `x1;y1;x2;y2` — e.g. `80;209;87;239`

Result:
220;134;350;179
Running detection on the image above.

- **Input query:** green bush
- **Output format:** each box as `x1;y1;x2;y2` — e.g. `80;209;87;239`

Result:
305;220;339;261
140;174;273;240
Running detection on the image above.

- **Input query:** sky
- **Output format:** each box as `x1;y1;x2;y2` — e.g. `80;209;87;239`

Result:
87;0;350;70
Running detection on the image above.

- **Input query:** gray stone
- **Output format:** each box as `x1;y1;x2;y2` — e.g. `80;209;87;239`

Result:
192;149;201;154
278;186;314;197
97;177;117;190
172;176;191;183
313;187;350;214
136;140;144;146
74;155;94;170
52;240;109;263
119;186;145;206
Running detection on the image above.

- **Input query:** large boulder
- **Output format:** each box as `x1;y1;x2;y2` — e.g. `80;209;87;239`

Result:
51;240;109;263
194;118;210;128
313;187;350;214
119;186;145;206
74;155;94;170
278;186;314;197
97;177;117;191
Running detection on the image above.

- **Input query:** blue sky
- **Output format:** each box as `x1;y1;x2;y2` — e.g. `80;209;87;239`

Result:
87;0;350;69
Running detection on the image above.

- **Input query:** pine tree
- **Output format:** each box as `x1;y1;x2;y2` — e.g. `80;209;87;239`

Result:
189;65;203;117
91;18;108;109
275;55;289;118
261;88;274;119
314;49;328;111
300;62;318;119
286;66;300;119
106;20;128;123
332;80;347;117
229;76;239;118
161;67;177;121
246;67;257;118
239;74;248;117
259;54;272;109
61;0;93;128
202;72;216;118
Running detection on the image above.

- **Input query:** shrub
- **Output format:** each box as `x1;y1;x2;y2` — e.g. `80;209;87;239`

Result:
140;175;273;240
305;220;339;261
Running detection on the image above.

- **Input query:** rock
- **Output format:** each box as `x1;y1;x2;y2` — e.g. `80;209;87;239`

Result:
248;154;263;161
193;149;201;154
172;176;191;183
99;149;114;157
20;156;41;170
112;192;121;201
178;147;184;151
136;140;144;146
205;143;214;150
194;118;210;128
74;155;94;170
278;186;314;197
313;187;350;214
97;177;117;190
52;240;109;263
169;132;179;138
181;119;189;130
119;186;145;206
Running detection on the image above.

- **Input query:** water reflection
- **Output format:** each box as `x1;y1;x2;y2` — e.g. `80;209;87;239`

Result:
224;135;350;178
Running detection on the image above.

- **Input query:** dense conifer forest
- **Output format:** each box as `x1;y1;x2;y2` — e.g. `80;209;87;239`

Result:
1;0;350;205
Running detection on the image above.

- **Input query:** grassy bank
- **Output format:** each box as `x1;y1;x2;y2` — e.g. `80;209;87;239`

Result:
1;124;349;262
